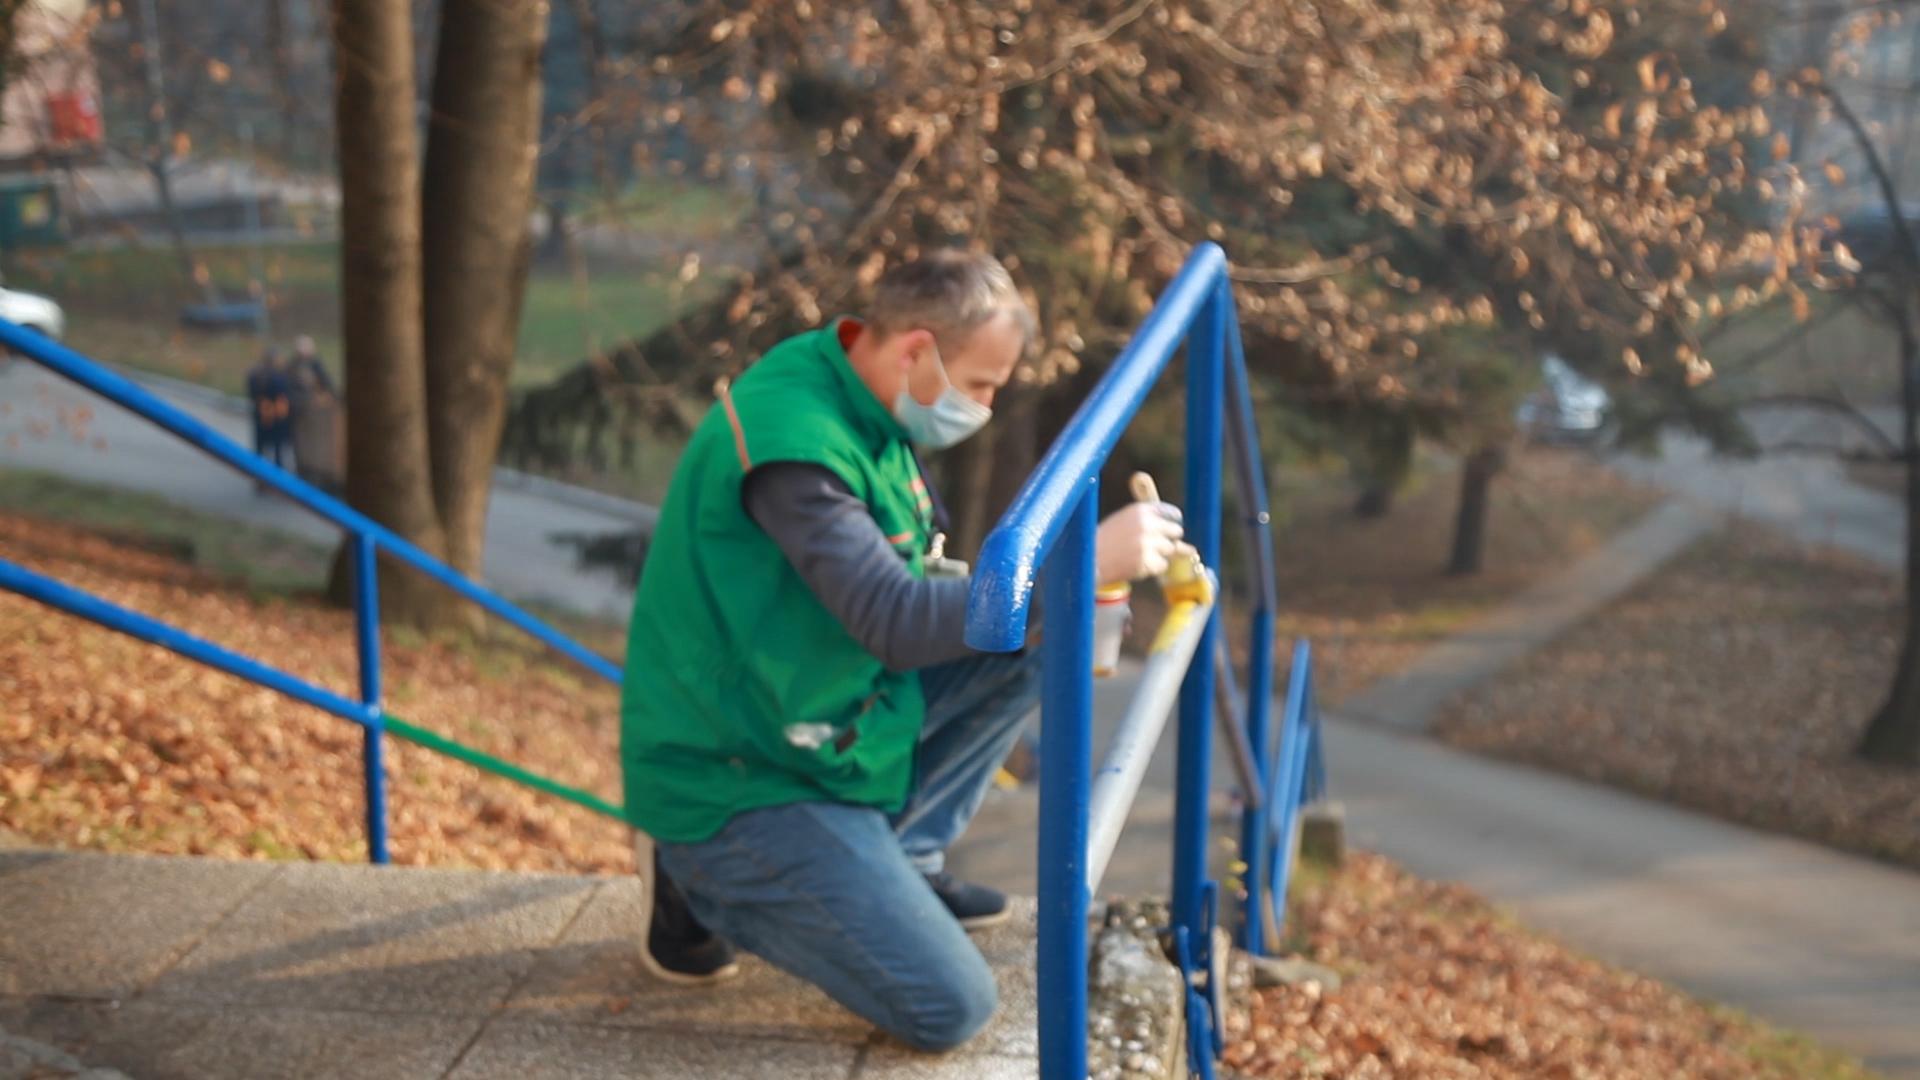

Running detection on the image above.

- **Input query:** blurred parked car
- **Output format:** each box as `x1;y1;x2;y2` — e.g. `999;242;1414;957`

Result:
0;281;65;371
0;281;64;339
1517;353;1611;443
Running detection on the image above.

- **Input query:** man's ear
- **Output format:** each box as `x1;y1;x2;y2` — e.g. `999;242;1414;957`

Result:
897;329;936;369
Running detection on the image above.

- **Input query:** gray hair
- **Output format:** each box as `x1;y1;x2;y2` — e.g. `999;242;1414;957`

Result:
868;249;1036;351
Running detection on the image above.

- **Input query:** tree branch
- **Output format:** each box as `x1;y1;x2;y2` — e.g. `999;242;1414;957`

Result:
1738;392;1902;456
1227;242;1381;284
1000;0;1160;91
1811;80;1920;276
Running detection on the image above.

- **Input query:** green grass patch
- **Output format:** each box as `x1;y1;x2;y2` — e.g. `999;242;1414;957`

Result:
0;467;331;593
514;266;726;387
3;181;738;398
1729;1014;1884;1080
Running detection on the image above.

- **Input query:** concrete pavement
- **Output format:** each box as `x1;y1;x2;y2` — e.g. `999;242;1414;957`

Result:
0;363;650;620
0;850;1046;1080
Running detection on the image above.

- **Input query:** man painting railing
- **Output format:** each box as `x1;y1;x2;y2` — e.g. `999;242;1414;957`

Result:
620;250;1186;1052
0;241;1317;1080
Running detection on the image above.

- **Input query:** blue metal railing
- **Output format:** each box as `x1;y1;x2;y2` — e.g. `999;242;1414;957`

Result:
0;322;626;863
965;242;1324;1079
1267;640;1327;945
1;242;1327;1077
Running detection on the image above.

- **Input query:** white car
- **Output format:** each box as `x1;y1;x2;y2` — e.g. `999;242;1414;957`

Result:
0;283;64;340
1517;353;1611;442
0;283;65;370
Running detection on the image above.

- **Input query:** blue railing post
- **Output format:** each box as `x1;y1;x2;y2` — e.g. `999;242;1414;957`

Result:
352;532;389;865
1239;607;1275;953
1267;641;1315;935
1037;478;1096;1080
1172;280;1227;937
1224;302;1280;955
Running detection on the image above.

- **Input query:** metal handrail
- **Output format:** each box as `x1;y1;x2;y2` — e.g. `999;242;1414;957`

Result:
0;322;628;864
0;326;621;685
961;242;1311;1080
1085;595;1214;893
964;243;1229;652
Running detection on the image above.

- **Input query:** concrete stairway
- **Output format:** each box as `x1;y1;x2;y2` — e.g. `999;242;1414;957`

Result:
0;849;1046;1079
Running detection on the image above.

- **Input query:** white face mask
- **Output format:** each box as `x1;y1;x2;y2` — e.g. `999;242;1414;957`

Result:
892;344;992;449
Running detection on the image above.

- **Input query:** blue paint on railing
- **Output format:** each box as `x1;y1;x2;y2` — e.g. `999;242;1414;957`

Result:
1266;640;1323;941
965;243;1228;652
352;533;389;865
0;320;622;687
962;243;1327;1078
1172;278;1226;939
0;559;381;727
1035;480;1096;1080
0;317;623;866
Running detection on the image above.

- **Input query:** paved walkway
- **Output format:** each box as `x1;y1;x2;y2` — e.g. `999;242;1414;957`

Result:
1610;407;1903;571
0;850;1043;1080
0;364;651;620
1339;501;1717;731
951;472;1920;1076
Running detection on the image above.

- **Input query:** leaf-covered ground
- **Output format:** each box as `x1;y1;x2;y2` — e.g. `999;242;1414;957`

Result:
0;444;1657;872
1;504;1878;1076
1237;446;1660;702
1224;853;1876;1080
0;512;635;873
1436;527;1920;870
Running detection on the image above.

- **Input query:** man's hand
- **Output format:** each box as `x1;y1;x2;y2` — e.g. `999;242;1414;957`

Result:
1094;501;1185;584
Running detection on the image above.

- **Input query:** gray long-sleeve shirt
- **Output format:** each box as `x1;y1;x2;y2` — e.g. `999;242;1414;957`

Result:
741;462;975;672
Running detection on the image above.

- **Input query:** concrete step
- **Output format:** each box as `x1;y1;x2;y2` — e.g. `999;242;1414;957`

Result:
0;849;1048;1079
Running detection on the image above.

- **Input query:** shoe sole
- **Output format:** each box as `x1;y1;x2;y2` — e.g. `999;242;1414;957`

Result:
634;831;742;987
958;907;1013;932
639;951;742;987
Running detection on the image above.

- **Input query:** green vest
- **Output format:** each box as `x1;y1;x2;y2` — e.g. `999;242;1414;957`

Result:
620;324;937;842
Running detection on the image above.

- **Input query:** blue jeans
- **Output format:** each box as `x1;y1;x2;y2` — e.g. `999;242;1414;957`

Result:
657;649;1042;1051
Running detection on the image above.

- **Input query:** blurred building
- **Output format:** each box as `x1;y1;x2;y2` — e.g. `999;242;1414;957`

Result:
0;0;103;166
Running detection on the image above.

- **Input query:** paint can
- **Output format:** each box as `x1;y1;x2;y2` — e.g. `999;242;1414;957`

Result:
1093;582;1131;677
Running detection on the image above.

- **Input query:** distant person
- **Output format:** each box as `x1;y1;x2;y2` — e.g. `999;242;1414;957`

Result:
244;346;292;480
287;335;336;410
286;334;339;483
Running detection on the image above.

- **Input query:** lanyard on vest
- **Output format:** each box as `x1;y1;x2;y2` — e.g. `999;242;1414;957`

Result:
908;445;966;573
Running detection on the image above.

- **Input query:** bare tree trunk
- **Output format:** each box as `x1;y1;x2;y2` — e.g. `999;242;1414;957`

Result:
569;0;616;200
146;160;205;295
1447;444;1506;576
1860;300;1920;764
420;0;549;578
267;0;297;163
133;0;214;303
1350;415;1413;519
330;0;450;624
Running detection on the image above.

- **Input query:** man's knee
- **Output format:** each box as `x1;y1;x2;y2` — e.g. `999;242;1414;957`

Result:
889;958;998;1053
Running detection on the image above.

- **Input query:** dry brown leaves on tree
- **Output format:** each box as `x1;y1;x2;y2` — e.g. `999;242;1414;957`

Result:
1223;853;1871;1079
1436;526;1919;870
625;0;1827;400
0;513;634;874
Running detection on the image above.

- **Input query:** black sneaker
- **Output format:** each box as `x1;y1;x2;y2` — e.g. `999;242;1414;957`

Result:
638;845;740;986
926;871;1011;930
